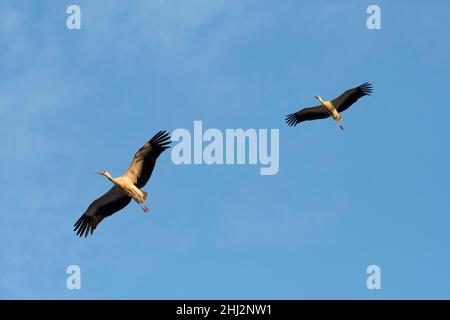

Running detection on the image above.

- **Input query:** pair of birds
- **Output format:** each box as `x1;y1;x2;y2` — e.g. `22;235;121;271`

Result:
74;82;373;237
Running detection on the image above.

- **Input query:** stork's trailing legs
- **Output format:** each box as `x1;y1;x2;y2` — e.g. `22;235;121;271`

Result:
132;191;149;213
140;190;149;213
140;203;149;213
134;200;149;213
338;121;344;131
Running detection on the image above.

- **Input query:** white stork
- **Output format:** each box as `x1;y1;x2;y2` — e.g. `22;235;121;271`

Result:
285;82;373;130
74;130;171;237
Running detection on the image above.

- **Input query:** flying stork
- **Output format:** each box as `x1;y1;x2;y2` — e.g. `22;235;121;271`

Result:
74;130;171;237
285;82;373;130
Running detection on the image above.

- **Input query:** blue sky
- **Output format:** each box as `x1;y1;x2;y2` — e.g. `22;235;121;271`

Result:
1;0;449;299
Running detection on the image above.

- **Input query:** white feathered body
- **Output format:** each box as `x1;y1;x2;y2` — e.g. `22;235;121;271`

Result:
322;100;342;121
111;176;147;204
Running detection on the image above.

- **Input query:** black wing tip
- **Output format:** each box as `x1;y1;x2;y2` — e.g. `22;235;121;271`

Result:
359;82;373;96
150;130;171;149
285;113;299;127
74;215;96;238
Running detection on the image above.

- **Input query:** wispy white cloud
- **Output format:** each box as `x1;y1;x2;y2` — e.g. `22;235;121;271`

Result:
80;0;230;54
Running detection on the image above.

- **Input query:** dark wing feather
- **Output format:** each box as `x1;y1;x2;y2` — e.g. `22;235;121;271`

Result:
331;82;372;113
124;130;171;188
285;105;330;127
74;186;131;238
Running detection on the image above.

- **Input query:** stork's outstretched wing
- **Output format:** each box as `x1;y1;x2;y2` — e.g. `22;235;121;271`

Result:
124;130;171;188
74;186;131;237
331;82;372;112
285;105;330;126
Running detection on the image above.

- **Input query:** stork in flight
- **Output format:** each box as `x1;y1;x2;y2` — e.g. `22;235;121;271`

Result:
285;82;373;130
74;130;171;237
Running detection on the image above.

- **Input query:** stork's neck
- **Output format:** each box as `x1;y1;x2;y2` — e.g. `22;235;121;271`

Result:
104;172;115;183
316;96;326;105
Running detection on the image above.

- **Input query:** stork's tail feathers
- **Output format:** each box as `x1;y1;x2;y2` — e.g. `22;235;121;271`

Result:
142;190;148;201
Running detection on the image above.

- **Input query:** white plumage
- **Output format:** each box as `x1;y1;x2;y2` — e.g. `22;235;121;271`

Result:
74;131;171;237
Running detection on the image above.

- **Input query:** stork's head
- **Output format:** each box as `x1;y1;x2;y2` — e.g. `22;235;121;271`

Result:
96;171;110;177
314;96;325;104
